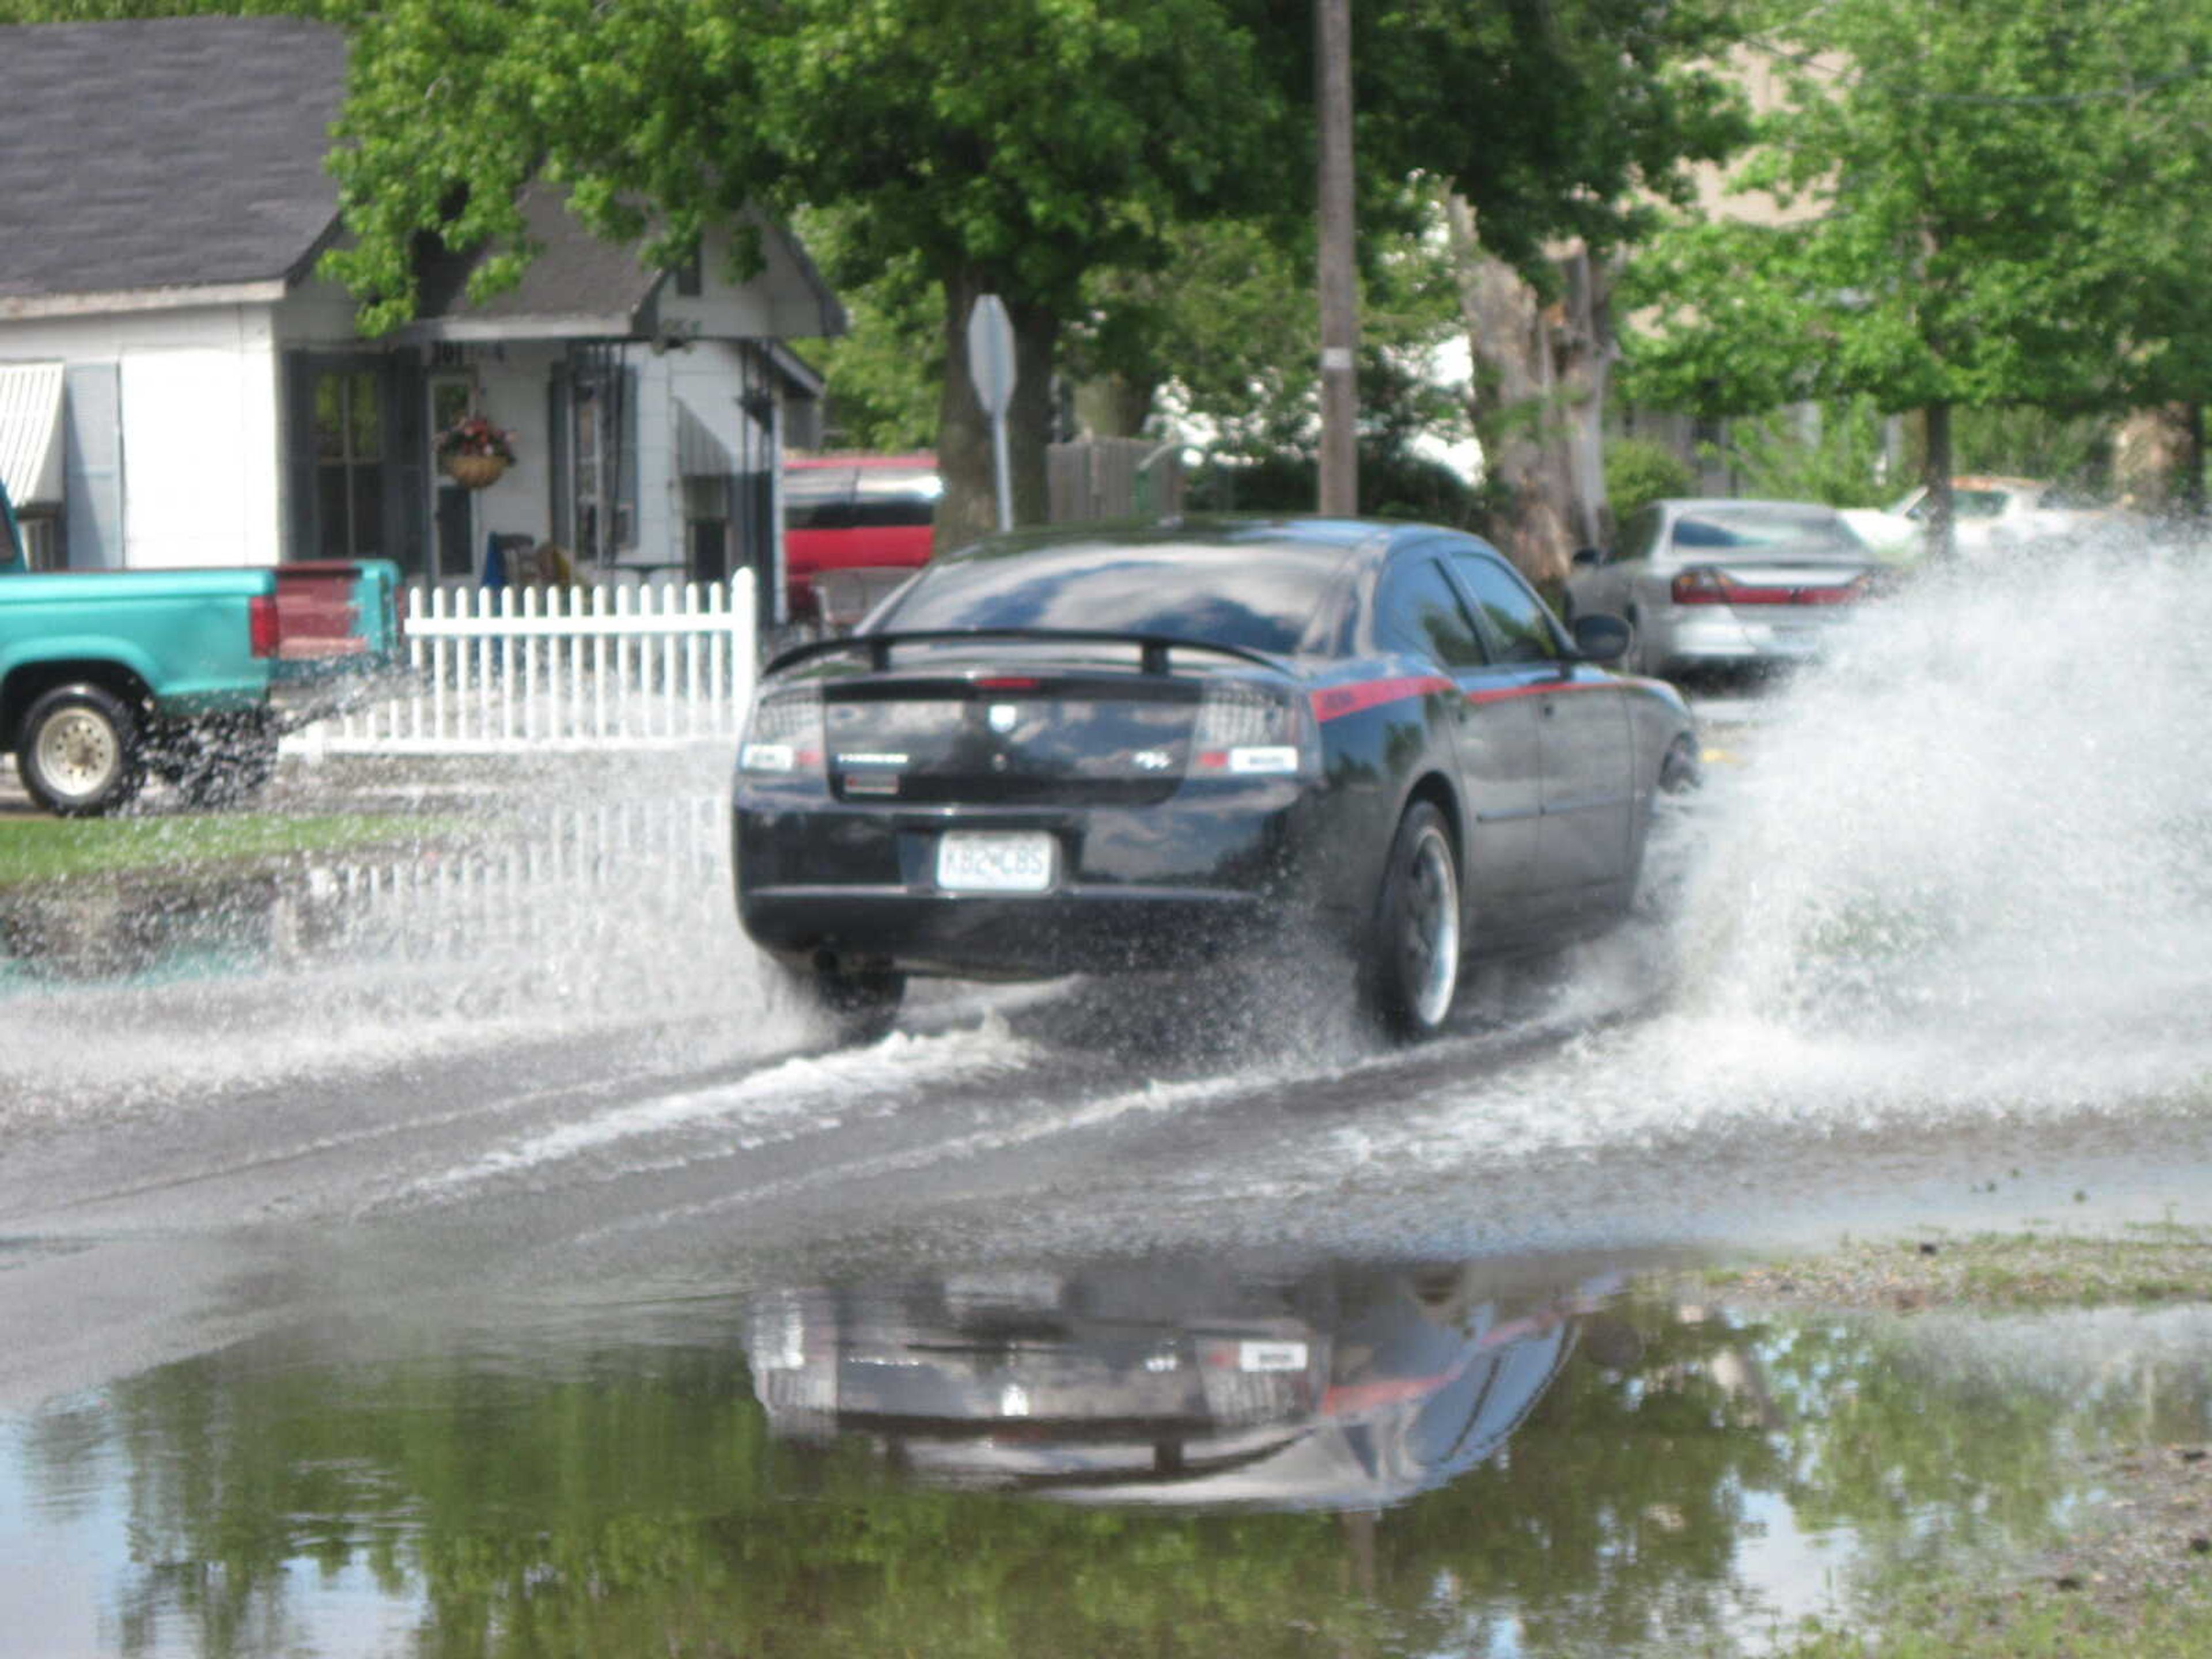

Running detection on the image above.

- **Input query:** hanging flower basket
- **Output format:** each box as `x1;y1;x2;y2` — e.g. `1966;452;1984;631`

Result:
435;415;517;490
441;452;509;490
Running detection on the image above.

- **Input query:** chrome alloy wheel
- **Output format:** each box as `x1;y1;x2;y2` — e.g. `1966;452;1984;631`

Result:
1397;822;1461;1030
35;707;121;802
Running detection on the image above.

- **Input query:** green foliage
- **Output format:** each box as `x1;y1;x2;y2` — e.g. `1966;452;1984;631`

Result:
1946;407;2115;494
1604;437;1696;522
1710;399;1893;507
1623;0;2212;422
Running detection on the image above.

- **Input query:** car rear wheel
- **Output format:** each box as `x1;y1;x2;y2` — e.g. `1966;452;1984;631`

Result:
773;959;906;1048
17;683;146;817
1363;801;1461;1040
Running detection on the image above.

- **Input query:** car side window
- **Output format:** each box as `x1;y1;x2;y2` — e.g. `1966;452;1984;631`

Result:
1450;552;1563;665
1377;555;1489;669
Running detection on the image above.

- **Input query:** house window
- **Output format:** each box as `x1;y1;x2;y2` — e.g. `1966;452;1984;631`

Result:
568;348;636;563
313;369;384;560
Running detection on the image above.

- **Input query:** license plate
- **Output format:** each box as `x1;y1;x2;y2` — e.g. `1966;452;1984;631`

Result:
937;831;1055;893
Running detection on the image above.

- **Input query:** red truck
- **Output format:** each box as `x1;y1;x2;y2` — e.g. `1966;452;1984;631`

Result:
782;454;938;629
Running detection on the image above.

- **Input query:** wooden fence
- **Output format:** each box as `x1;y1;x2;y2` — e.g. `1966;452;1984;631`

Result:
302;580;760;755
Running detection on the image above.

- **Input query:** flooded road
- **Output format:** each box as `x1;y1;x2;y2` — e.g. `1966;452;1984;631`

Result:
2;541;2210;1654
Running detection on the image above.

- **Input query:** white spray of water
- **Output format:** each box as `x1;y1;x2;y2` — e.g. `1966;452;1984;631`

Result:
1668;536;2212;1098
1239;535;2212;1191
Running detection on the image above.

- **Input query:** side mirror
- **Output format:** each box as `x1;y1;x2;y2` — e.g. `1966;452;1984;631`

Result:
1570;612;1632;664
1571;547;1605;569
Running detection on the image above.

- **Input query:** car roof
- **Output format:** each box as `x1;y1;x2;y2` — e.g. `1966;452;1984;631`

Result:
931;514;1408;567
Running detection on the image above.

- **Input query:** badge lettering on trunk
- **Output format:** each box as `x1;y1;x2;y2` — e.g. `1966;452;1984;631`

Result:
987;703;1019;734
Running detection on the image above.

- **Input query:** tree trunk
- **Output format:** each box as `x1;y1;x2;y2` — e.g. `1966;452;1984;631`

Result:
1923;400;1953;560
935;268;1059;554
1445;195;1612;588
2113;404;2199;516
1071;374;1156;440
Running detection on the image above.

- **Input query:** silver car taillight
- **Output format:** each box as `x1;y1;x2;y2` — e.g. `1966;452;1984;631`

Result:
739;686;825;775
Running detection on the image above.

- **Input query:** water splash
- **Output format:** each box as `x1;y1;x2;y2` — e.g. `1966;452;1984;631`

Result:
1672;535;2212;1099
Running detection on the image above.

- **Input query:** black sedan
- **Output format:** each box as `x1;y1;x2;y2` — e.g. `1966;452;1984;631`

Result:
733;518;1697;1041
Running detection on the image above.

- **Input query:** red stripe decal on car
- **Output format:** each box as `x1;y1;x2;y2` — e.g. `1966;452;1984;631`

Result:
1465;679;1615;706
1310;675;1456;722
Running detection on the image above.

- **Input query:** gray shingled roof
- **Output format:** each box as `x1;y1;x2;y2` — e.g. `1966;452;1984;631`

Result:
0;16;349;302
413;187;661;329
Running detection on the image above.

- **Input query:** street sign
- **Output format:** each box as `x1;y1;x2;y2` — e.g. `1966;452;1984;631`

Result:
966;294;1017;418
967;294;1017;531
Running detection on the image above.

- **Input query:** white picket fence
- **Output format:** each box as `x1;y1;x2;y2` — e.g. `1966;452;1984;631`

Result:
303;579;760;755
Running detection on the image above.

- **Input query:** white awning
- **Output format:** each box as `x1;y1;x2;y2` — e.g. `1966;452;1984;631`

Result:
0;362;65;509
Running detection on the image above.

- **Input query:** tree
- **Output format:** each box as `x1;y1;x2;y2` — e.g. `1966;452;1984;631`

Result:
1622;0;2212;552
319;0;1305;551
317;0;1742;551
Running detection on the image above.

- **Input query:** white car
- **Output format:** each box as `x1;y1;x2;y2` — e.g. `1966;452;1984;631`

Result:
1841;476;2136;561
1566;498;1883;681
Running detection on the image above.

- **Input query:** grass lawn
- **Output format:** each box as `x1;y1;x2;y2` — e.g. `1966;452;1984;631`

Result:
0;812;455;887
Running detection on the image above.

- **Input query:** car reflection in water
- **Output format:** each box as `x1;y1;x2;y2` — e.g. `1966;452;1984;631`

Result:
746;1260;1639;1509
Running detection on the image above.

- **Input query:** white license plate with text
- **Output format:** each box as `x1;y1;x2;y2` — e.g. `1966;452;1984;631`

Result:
937;831;1056;893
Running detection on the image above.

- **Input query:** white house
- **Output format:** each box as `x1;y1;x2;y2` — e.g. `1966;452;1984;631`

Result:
0;14;843;627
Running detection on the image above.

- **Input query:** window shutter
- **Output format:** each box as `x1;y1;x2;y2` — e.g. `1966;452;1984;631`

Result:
62;362;123;570
620;363;640;550
388;354;428;581
548;364;571;548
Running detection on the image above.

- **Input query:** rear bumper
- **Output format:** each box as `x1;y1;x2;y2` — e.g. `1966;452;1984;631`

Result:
734;783;1334;979
1648;608;1853;671
741;885;1274;978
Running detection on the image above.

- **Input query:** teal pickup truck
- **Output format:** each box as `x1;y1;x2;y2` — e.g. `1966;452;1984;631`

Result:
1;480;404;816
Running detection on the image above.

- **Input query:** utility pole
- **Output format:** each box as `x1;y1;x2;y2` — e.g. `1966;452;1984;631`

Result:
1316;0;1358;516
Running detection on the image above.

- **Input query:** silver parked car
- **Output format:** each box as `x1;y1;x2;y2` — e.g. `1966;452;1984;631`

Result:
1564;498;1883;680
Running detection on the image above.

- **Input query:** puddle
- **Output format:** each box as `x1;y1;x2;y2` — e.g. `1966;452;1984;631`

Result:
7;1250;2212;1658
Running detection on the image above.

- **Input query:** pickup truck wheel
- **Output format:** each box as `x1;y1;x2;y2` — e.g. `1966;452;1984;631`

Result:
1361;801;1462;1040
17;684;146;817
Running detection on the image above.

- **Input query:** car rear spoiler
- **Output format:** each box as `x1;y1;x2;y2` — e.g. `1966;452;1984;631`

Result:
764;627;1290;679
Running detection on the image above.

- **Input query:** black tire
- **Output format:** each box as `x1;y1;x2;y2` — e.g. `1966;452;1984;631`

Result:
16;683;146;817
774;958;906;1047
1657;734;1701;796
1361;801;1462;1040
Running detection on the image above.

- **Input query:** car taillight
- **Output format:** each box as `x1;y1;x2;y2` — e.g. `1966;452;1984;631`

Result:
249;593;281;658
739;686;825;775
1190;684;1311;777
1669;567;1730;605
1671;567;1879;607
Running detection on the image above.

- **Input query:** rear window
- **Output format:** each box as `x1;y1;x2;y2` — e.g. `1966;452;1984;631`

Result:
872;539;1344;655
1670;507;1860;552
785;464;940;531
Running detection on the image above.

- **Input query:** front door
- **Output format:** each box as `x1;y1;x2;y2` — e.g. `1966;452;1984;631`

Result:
1373;550;1542;919
283;352;428;575
1446;546;1637;910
